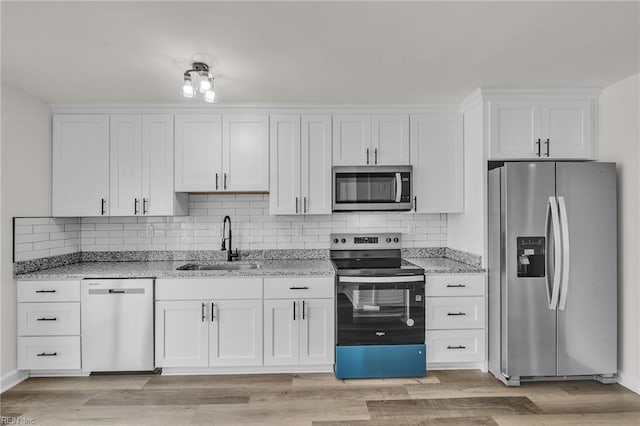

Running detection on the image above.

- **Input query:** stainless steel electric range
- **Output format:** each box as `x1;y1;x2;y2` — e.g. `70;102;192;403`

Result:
330;233;426;379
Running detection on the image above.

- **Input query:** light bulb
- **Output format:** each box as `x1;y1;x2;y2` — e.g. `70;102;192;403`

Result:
182;78;194;98
199;72;212;92
204;89;216;103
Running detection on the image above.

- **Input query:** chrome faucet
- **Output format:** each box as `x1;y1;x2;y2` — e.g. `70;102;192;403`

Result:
221;215;239;262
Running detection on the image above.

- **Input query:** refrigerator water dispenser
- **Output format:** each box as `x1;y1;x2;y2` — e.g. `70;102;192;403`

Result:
516;237;545;277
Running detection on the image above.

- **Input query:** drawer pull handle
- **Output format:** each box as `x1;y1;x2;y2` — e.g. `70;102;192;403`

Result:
447;345;467;350
35;290;56;293
446;284;466;288
36;317;57;321
447;312;467;316
36;352;57;357
289;286;309;290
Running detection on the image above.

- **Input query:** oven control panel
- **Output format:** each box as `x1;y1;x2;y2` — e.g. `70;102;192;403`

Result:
330;233;401;250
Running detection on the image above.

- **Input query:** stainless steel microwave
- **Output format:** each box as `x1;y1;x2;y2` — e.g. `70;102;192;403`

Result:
332;166;413;212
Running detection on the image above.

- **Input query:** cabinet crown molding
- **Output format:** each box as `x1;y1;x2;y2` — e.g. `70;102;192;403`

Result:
48;104;462;115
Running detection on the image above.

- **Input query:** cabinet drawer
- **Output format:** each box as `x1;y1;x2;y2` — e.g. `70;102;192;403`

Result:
264;277;334;299
18;303;80;336
426;274;485;297
427;296;485;330
18;280;80;302
156;278;262;300
18;336;81;370
427;329;485;363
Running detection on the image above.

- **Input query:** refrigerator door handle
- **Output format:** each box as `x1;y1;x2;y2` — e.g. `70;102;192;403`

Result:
546;196;562;310
557;196;570;311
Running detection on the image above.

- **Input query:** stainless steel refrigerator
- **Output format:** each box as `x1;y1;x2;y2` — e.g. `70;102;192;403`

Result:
488;162;617;386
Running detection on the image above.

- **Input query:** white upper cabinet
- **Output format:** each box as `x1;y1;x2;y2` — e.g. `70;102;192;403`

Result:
110;115;142;216
540;101;594;159
488;97;596;160
174;114;223;191
301;115;332;214
332;114;370;165
142;115;186;216
333;114;409;165
222;114;269;191
110;114;186;216
175;114;269;192
410;113;463;213
53;115;110;217
371;114;410;165
270;115;332;215
270;115;301;215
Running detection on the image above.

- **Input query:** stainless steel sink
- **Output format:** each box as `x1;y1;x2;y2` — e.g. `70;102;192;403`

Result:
176;263;259;271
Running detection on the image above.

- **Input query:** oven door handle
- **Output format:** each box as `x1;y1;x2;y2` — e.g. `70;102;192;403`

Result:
395;173;402;203
338;275;424;283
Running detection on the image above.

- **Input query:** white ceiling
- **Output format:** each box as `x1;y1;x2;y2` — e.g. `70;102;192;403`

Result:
2;1;638;105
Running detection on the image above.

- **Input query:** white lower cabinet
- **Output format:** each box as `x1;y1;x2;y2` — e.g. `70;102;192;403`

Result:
17;280;81;371
208;299;262;367
427;329;485;364
155;298;262;368
264;298;334;366
426;274;486;367
155;300;209;367
18;336;81;370
263;277;334;367
155;278;263;368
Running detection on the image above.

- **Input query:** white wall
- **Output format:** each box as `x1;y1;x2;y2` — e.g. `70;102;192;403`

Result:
1;84;52;381
598;73;640;393
448;100;486;263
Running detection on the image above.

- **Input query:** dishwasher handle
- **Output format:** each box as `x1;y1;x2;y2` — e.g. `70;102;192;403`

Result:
88;288;147;295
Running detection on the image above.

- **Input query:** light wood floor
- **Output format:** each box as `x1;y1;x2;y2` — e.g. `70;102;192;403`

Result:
1;370;640;425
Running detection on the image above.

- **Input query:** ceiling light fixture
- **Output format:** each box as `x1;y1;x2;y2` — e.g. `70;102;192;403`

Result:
182;62;215;103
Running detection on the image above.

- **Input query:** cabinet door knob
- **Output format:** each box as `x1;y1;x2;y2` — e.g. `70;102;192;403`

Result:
374;148;378;164
143;198;148;215
536;139;541;157
211;302;215;322
302;300;306;320
366;148;370;164
303;197;307;213
295;197;299;214
101;198;107;215
134;198;139;215
292;301;296;321
215;173;219;190
201;303;206;322
224;173;228;189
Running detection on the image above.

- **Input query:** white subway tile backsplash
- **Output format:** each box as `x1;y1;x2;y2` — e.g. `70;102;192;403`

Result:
14;195;447;261
13;218;81;262
14;225;33;235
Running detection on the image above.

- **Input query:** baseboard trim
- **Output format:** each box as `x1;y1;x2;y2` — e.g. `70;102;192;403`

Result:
1;370;29;393
160;365;334;375
617;371;640;394
428;361;485;371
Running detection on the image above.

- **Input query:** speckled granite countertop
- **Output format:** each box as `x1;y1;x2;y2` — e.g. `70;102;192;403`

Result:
16;257;483;281
405;258;485;274
15;259;335;280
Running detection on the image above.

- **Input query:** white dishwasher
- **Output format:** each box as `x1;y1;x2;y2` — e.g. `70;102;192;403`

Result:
81;278;154;372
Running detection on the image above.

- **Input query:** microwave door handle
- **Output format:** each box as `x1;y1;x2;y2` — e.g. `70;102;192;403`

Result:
395;173;402;203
